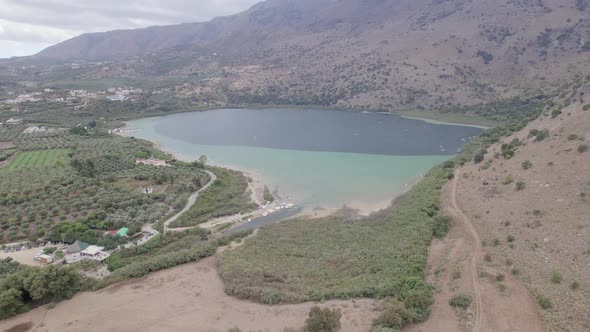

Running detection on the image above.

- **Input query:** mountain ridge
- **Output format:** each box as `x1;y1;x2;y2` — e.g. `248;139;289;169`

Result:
3;0;590;112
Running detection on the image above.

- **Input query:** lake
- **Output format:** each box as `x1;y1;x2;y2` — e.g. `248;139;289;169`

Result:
127;108;482;212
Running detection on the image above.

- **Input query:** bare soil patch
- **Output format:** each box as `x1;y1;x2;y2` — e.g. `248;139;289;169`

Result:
405;174;544;332
0;256;379;332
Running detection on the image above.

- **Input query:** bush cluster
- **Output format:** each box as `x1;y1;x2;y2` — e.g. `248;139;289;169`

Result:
449;294;472;309
304;306;342;332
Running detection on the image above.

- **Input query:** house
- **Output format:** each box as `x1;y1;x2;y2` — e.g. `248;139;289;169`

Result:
135;157;167;167
141;187;154;194
106;94;127;101
65;240;90;263
116;227;129;237
38;254;54;264
103;227;129;237
6;118;23;125
80;245;110;262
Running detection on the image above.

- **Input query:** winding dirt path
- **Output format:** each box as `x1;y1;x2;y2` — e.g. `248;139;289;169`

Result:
163;170;217;232
450;169;483;332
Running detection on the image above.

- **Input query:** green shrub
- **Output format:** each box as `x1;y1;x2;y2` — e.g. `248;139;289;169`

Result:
495;274;505;282
263;185;274;203
529;129;549;141
579;144;588;153
432;215;451;239
484;254;492;262
515;181;526;191
473;149;486;164
537;295;553;310
260;288;282;305
551;272;563;284
449;294;472;309
373;299;417;331
570;281;580;290
370;327;400;332
522;160;533;170
507;235;515;243
551;109;562;118
502;176;514;185
304;306;342;332
568;134;579;141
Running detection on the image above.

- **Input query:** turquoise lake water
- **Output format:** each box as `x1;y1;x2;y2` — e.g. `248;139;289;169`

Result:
127;109;481;212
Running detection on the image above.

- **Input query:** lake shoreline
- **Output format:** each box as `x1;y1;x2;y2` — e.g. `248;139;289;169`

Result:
119;108;477;215
117;105;491;130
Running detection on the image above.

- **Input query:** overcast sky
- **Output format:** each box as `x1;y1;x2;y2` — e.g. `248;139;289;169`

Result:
0;0;260;59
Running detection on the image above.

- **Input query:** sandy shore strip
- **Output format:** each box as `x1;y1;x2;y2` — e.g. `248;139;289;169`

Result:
399;114;491;129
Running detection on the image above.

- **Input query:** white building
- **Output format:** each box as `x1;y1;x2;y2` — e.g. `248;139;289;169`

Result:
80;245;110;262
6;118;23;125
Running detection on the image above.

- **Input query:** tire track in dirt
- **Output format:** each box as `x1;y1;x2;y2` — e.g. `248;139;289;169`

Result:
450;169;483;332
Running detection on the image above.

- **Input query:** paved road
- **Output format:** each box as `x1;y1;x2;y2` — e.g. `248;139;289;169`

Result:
163;170;217;233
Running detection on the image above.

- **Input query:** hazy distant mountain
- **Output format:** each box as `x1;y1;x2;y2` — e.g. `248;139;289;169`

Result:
11;0;590;110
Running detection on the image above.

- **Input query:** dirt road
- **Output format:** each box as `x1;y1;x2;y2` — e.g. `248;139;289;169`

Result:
163;170;216;232
450;169;483;332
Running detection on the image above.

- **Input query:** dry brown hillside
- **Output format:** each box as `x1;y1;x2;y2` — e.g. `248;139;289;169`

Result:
438;85;590;331
3;0;590;112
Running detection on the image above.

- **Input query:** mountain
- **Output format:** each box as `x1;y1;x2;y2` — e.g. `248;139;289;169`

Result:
6;0;590;112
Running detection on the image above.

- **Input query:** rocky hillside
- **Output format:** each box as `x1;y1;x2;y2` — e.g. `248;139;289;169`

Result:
452;83;590;331
4;0;590;112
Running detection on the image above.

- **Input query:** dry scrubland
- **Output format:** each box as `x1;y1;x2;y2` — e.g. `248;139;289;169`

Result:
453;101;590;331
0;256;380;332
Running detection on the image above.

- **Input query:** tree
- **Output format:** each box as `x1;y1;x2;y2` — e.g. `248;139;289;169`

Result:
198;155;208;167
69;126;88;136
71;159;97;177
372;299;417;330
0;288;25;319
473;149;486;164
304;306;342;332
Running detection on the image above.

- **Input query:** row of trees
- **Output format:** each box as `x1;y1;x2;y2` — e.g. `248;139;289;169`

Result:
0;264;81;319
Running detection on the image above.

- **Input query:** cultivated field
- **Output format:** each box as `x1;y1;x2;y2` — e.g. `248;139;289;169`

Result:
0;149;68;172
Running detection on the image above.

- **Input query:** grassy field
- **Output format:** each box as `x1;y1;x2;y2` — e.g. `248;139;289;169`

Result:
169;167;258;228
1;149;69;172
218;164;453;313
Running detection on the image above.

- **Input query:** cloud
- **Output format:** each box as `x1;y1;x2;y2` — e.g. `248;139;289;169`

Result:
0;0;260;58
